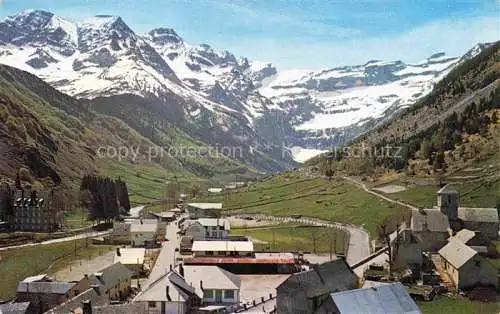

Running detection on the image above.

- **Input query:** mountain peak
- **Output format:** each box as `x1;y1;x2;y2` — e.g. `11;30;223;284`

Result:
81;15;131;33
147;27;183;45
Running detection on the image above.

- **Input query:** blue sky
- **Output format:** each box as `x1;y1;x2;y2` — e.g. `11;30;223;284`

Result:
0;0;498;68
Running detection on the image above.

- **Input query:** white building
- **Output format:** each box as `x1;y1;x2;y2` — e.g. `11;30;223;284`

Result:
113;248;146;276
186;203;222;219
176;265;241;307
130;222;158;247
191;240;254;257
133;270;199;314
184;218;230;239
207;188;223;194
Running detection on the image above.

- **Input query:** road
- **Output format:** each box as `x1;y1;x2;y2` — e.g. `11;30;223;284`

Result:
230;214;371;266
143;216;183;288
0;229;112;251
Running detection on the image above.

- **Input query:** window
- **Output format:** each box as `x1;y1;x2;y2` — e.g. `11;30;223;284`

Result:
148;301;157;308
203;290;214;299
206;251;214;256
224;290;235;299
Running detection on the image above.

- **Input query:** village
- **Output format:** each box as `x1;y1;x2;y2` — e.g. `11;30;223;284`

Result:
0;178;498;314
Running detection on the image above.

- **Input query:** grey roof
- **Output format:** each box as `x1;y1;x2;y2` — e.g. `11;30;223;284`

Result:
277;259;357;299
176;265;240;298
439;239;477;269
452;229;476;244
89;262;133;294
16;281;74;294
410;209;450;232
197;218;231;230
134;270;197;302
329;282;421;314
0;302;31;314
187;203;223;210
437;184;458;194
44;287;107;314
458;207;499;223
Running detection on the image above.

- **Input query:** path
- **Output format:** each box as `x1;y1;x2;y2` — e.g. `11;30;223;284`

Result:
0;229;112;251
229;214;370;266
342;176;417;210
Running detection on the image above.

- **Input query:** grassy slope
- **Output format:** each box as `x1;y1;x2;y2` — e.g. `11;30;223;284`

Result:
196;173;408;236
0;240;115;300
232;224;346;254
417;296;499;314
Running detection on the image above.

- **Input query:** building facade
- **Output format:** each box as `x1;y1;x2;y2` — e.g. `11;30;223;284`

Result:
11;190;63;232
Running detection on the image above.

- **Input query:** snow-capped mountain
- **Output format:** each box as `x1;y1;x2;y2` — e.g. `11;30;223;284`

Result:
0;10;491;164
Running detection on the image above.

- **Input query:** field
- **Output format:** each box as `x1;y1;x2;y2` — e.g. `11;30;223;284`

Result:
196;173;409;236
0;239;115;300
98;158;205;205
389;179;499;209
417;295;499;314
232;224;346;254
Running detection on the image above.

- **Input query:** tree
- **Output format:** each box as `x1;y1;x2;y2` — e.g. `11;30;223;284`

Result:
377;218;397;278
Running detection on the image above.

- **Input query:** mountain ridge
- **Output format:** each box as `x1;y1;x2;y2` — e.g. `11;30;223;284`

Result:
0;9;493;165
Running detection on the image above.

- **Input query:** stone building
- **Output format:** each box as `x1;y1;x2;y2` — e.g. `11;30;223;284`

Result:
276;259;358;314
437;184;499;240
11;189;63;232
439;239;497;290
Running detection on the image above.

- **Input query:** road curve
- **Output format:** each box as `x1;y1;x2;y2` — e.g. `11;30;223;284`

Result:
229;214;371;266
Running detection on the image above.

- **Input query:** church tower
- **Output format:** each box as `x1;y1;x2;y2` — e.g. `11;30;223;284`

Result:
437;184;459;220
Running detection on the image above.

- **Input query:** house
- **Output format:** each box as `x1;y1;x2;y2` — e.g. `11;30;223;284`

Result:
207;188;223;194
391;229;423;270
183;218;231;239
147;211;176;223
276;259;358;314
175;264;241;307
11;189;63;232
438;239;497;290
186;203;222;219
130;221;159;247
44;286;107;314
457;208;499;240
191;240;254;257
88;262;134;301
133;270;201;314
449;229;489;253
410;208;450;251
316;282;421;314
0;301;32;314
16;274;88;313
437;184;499;240
114;247;146;276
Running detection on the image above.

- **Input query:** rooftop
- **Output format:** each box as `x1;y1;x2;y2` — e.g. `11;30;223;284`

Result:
410;208;450;232
134;270;196;302
329;282;421;314
17;281;75;294
439;239;477;269
277;259;357;299
458;207;499;223
175;265;240;297
88;262;134;294
183;256;295;265
197;218;231;230
437;184;458;194
130;223;157;233
0;301;31;314
187;203;223;210
192;240;254;252
114;248;146;265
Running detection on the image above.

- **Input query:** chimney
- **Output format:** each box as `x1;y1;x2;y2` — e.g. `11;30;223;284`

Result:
179;264;184;277
82;300;92;314
169;264;172;272
140;219;143;224
200;280;203;291
116;248;121;256
166;285;171;301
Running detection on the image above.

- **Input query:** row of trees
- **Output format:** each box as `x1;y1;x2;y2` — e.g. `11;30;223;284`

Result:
80;175;131;222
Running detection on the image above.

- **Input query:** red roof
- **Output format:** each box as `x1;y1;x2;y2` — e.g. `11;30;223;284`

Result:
183;256;296;265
